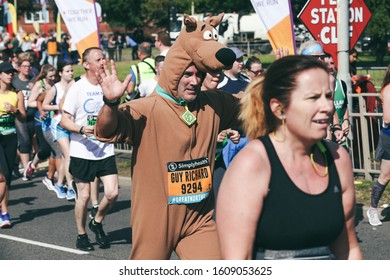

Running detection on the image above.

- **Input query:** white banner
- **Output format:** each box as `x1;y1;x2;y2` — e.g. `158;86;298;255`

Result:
54;0;100;58
250;0;296;54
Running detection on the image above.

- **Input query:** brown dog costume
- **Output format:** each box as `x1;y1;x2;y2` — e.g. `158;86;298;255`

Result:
97;13;239;259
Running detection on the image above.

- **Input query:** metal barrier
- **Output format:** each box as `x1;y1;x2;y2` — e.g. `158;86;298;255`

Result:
349;67;386;179
114;143;132;154
348;92;382;180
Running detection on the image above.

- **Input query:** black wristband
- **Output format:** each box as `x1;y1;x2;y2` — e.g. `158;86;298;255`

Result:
79;126;84;135
342;119;351;125
330;123;341;132
103;96;121;106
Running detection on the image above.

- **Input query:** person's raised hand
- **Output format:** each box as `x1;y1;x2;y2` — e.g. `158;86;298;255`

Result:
275;47;289;60
96;59;131;101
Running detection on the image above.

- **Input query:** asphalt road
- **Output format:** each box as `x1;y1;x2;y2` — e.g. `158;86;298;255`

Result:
0;169;389;260
0;169;133;260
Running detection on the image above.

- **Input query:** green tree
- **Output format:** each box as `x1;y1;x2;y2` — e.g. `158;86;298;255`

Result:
9;0;38;17
98;0;142;30
364;0;390;65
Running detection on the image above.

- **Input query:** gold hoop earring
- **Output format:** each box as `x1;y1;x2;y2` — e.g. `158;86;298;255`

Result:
272;116;286;142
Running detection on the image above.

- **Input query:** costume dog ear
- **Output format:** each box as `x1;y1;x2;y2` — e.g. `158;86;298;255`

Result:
184;14;197;31
205;13;224;28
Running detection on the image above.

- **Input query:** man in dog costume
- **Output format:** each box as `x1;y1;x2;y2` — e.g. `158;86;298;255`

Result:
95;13;239;259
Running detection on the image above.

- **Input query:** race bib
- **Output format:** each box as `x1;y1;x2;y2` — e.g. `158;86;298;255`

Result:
86;115;97;140
167;157;212;205
0;114;16;135
87;115;97;126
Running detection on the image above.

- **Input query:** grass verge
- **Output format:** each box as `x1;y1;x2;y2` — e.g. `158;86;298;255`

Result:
355;180;390;206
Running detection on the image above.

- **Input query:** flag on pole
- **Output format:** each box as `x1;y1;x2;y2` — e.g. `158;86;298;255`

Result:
54;0;100;59
8;3;16;35
1;0;14;36
56;12;61;43
250;0;296;55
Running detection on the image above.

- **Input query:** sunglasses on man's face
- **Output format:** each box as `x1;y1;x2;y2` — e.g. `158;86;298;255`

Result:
311;54;326;60
248;69;263;76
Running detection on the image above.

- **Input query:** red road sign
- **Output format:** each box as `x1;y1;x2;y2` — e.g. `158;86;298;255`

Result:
298;0;371;65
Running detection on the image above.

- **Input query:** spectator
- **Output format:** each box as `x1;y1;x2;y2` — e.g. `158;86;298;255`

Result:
349;48;358;76
116;35;124;62
125;35;138;61
39;34;48;66
69;36;79;65
20;35;32;52
138;55;165;97
60;36;70;63
217;47;250;94
124;42;155;101
8;34;21;57
244;56;263;80
107;34;116;61
47;34;59;68
35;33;46;61
154;31;171;56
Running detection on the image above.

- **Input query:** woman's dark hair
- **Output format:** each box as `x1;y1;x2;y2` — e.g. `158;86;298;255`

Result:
244;56;261;70
57;61;72;73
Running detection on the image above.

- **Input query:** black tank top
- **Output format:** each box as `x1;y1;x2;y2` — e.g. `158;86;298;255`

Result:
254;135;344;251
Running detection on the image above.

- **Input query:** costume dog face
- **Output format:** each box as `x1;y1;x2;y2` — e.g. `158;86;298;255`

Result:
158;13;235;99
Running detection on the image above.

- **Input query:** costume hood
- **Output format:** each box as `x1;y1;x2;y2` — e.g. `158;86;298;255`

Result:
158;13;235;99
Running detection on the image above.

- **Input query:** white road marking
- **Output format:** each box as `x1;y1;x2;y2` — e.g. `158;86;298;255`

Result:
0;234;89;255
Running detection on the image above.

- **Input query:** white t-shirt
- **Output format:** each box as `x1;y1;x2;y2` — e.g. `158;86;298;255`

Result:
160;49;169;56
62;77;114;160
139;77;157;97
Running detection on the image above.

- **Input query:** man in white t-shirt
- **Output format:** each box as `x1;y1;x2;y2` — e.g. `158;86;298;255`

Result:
61;47;119;252
138;55;165;97
154;31;171;56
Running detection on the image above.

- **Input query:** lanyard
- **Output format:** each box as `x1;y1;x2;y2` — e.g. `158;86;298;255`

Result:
155;84;197;126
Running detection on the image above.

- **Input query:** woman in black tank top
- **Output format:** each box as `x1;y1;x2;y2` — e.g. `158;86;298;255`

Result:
216;55;362;260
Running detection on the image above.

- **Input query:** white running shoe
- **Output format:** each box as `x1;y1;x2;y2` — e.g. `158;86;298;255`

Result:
42;176;55;191
367;207;382;226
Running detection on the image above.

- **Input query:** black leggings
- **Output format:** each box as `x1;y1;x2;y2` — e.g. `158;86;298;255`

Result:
0;133;18;186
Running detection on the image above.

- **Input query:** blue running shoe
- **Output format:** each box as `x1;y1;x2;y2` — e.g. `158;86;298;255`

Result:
0;213;11;228
53;184;67;199
66;186;76;201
